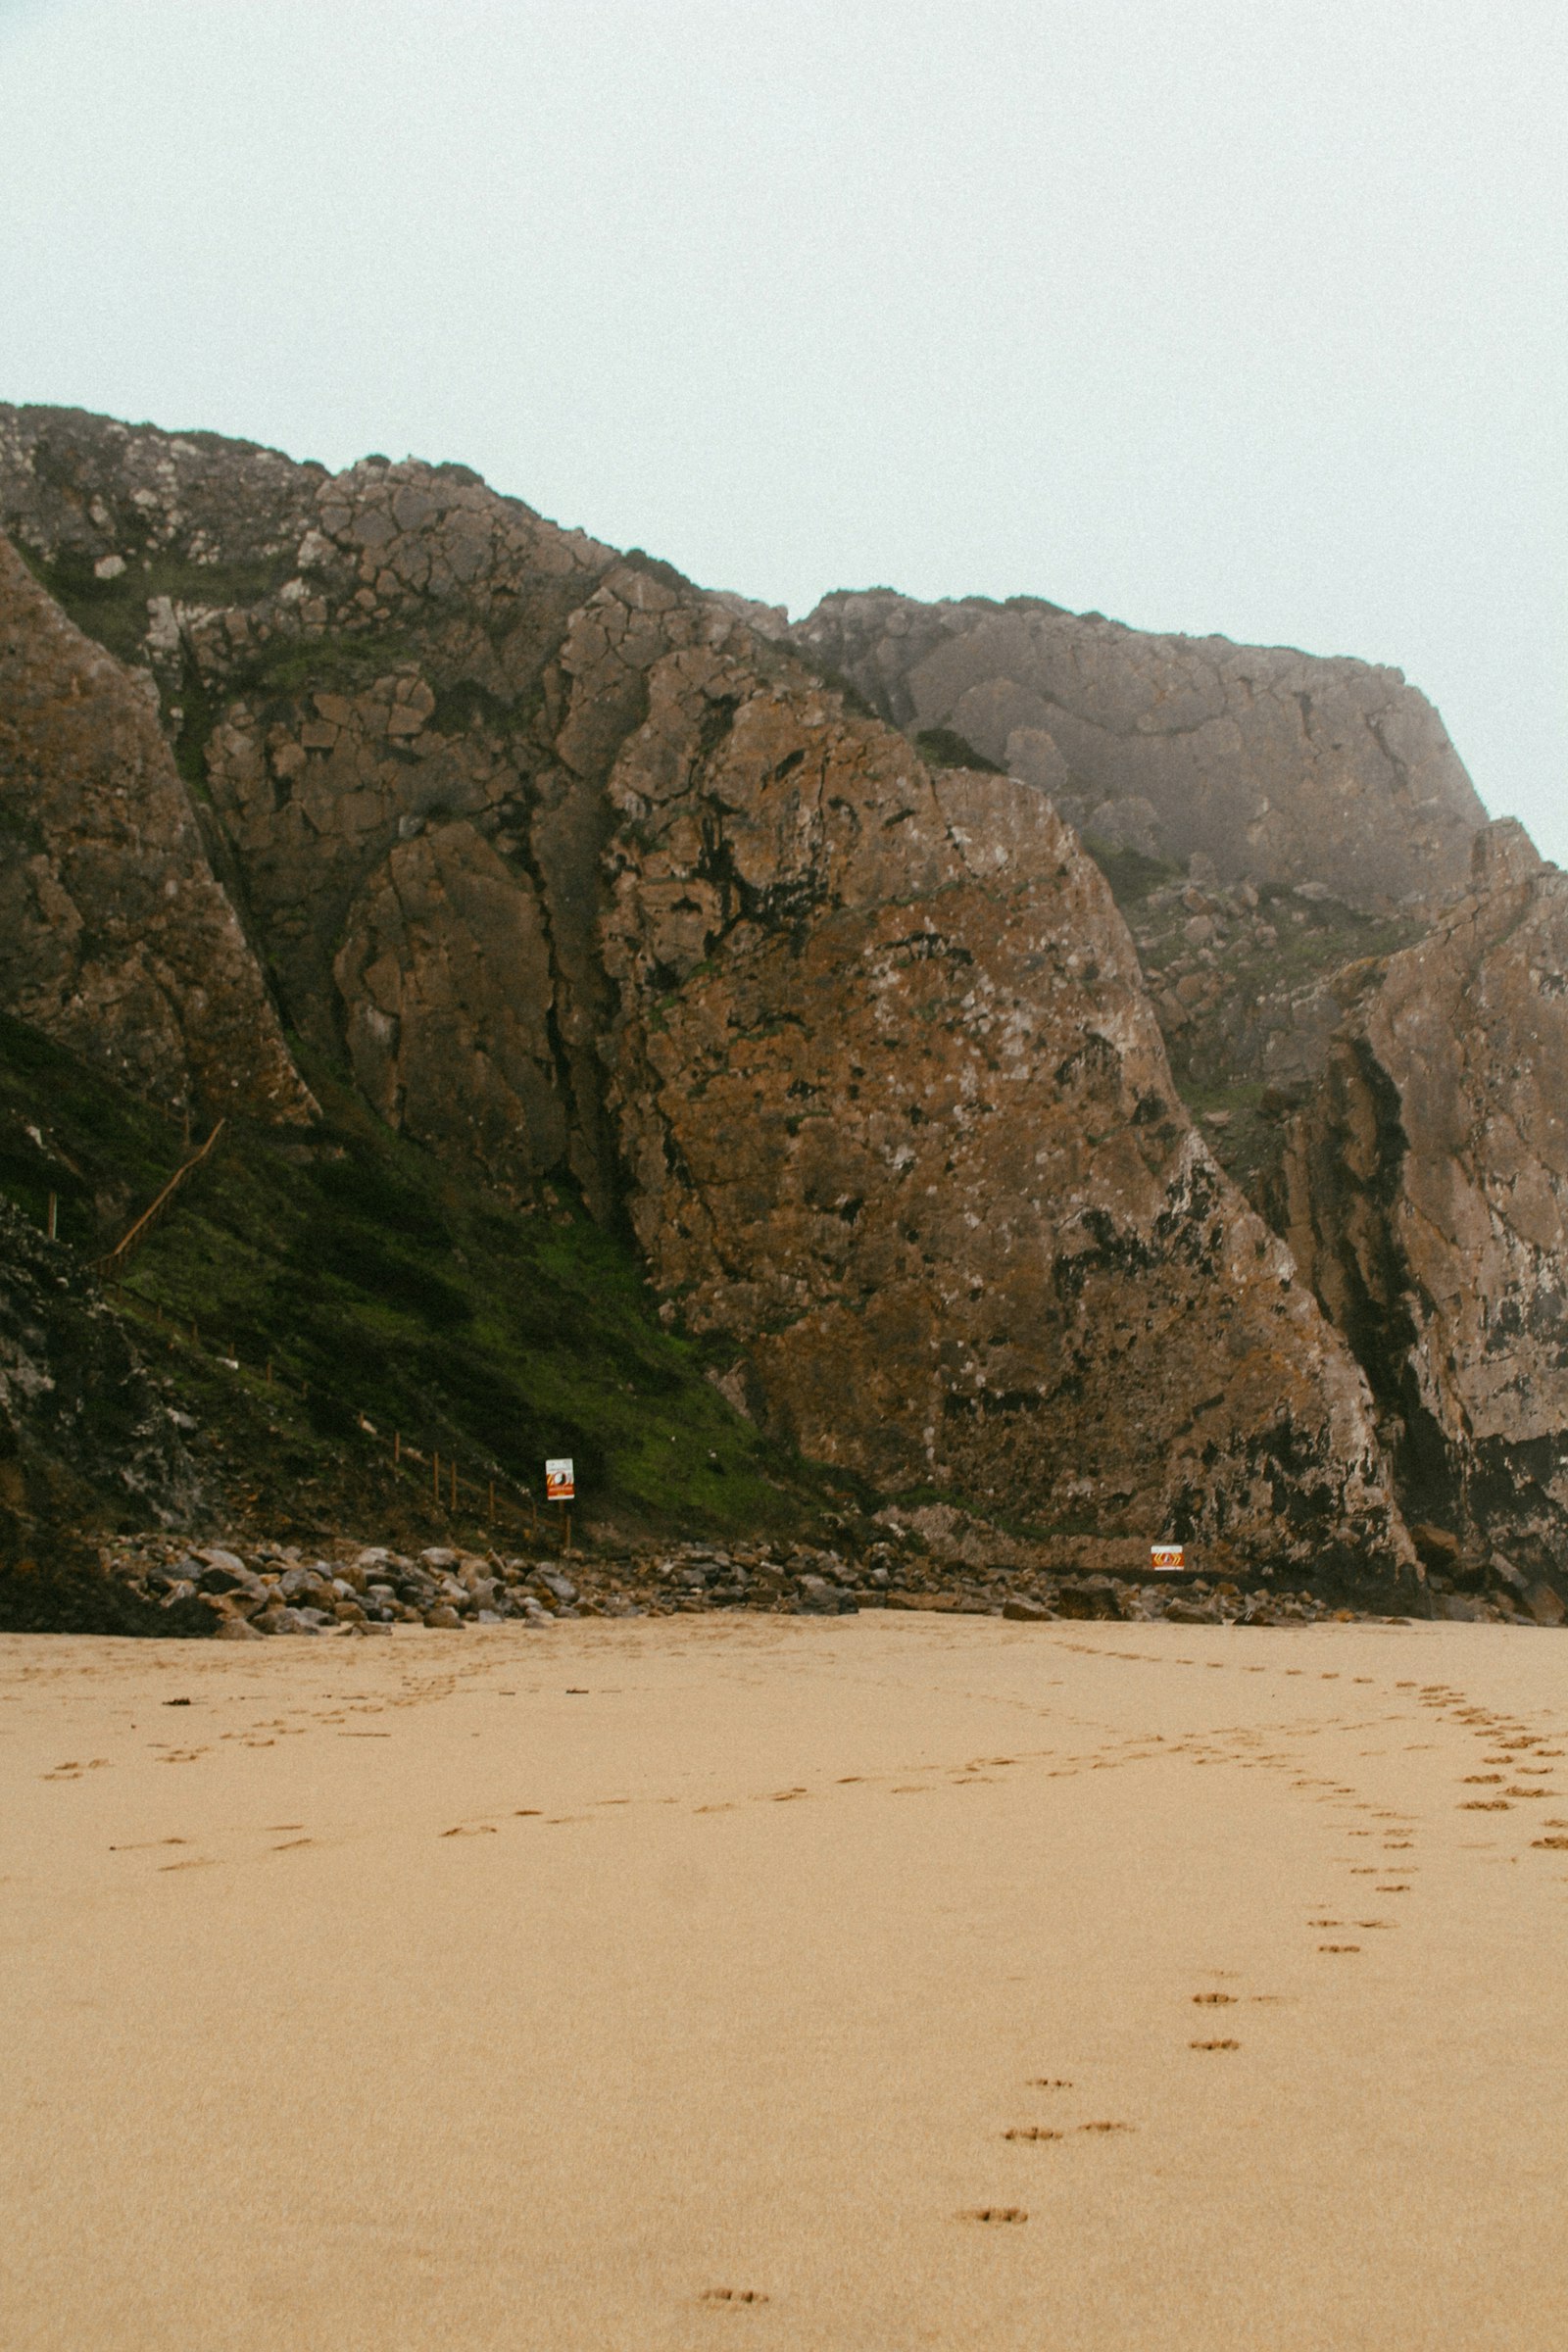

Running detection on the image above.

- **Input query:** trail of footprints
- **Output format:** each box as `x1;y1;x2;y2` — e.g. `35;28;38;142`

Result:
955;1661;1568;2230
1397;1677;1568;1849
957;1674;1429;2229
959;2071;1141;2226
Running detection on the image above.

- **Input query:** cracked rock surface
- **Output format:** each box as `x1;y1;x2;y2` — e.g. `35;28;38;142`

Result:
793;589;1486;909
0;533;315;1125
2;403;1540;1599
1277;822;1568;1581
598;645;1414;1588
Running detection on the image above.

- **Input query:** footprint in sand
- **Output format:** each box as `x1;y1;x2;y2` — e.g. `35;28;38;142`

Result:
1078;2121;1135;2133
960;2207;1028;2225
1460;1799;1511;1811
441;1824;498;1837
1192;1992;1237;2007
1531;1835;1568;1851
701;2286;769;2304
1028;2079;1073;2089
1318;1943;1361;1954
1003;2127;1062;2141
1191;2038;1240;2051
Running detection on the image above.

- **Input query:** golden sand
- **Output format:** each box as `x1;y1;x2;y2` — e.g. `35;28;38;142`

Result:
3;1613;1566;2349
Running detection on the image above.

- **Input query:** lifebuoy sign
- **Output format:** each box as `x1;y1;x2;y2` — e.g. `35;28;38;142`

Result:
545;1457;575;1503
1150;1543;1185;1572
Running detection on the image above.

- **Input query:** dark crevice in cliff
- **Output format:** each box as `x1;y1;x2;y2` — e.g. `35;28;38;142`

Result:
1301;1044;1462;1533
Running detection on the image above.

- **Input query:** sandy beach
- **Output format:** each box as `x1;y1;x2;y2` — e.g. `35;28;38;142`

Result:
3;1611;1566;2350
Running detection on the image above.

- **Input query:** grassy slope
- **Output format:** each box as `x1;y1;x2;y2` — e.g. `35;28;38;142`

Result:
0;1014;840;1551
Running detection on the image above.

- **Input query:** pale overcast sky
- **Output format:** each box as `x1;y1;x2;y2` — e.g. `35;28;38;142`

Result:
2;0;1563;860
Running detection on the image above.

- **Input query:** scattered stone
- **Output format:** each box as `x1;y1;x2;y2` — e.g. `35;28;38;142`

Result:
1164;1597;1222;1625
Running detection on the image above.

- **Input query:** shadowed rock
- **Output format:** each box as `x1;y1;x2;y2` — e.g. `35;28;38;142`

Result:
0;1194;205;1630
1277;820;1568;1583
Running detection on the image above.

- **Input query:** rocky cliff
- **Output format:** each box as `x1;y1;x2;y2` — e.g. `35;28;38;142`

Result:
596;637;1411;1588
2;400;1557;1604
793;590;1487;911
0;532;314;1124
1276;821;1568;1590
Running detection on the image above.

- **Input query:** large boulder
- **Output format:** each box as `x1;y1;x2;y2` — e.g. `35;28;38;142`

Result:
598;639;1416;1592
793;590;1486;910
1276;821;1568;1582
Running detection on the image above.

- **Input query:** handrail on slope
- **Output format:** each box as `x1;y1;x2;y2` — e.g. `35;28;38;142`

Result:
97;1119;226;1279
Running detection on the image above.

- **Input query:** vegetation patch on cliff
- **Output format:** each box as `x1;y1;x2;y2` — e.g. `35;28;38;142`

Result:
0;1014;835;1553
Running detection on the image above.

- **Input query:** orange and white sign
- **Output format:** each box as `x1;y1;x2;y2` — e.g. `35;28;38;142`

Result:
1150;1544;1185;1572
545;1457;575;1503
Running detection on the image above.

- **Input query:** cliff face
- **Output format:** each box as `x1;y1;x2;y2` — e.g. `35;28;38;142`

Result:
0;402;642;1212
793;590;1487;910
8;400;1546;1596
0;533;314;1125
1277;822;1568;1583
594;638;1411;1586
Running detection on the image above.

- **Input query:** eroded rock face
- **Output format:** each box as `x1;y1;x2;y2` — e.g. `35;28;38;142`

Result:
0;533;314;1124
599;645;1414;1588
0;402;634;1210
0;401;1511;1592
0;1194;202;1628
794;591;1486;909
1277;823;1568;1579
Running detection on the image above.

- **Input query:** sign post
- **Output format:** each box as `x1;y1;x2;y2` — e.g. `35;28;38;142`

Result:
1150;1544;1186;1574
545;1457;575;1552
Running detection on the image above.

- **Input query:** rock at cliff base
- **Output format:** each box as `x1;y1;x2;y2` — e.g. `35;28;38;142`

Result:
0;1195;203;1633
1278;823;1568;1583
